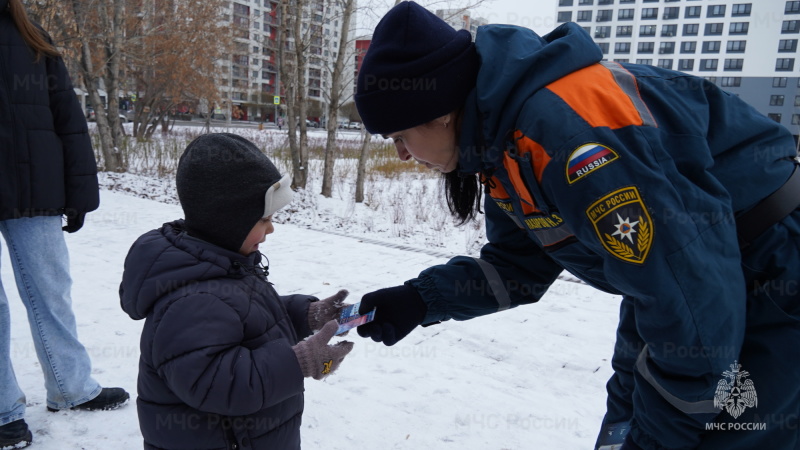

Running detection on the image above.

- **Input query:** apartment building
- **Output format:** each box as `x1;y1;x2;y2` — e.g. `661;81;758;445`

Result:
556;0;800;138
435;8;489;38
224;0;355;122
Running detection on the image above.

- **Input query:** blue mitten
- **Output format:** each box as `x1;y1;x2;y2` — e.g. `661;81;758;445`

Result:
356;284;427;346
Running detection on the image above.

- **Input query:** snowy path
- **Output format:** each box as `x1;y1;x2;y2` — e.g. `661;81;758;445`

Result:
4;190;622;449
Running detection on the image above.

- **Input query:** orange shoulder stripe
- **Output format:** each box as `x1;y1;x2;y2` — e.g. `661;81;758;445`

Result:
546;62;655;129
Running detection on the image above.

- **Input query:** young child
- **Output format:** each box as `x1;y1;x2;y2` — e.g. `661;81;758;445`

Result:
120;133;354;450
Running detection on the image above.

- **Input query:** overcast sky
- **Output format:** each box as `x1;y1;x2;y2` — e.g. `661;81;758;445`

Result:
356;0;558;37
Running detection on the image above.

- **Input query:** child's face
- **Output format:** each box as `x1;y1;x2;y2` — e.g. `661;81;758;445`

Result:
239;216;275;255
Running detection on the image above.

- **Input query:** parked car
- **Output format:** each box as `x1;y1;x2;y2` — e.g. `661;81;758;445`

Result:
297;118;319;128
347;121;362;130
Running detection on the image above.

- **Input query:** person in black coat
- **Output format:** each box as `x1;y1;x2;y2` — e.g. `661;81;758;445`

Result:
120;133;355;450
0;1;129;448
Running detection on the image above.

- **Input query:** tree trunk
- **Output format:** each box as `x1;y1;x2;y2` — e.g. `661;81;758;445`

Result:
355;128;371;203
291;0;309;189
321;0;355;198
278;0;302;188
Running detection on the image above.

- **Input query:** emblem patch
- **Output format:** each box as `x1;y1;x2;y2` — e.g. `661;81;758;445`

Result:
566;143;619;184
586;186;653;264
714;361;757;419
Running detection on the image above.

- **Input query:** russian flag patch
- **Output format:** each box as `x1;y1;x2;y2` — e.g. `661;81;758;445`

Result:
566;143;619;184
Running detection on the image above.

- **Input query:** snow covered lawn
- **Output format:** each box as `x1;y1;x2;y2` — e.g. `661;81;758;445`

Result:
5;189;622;449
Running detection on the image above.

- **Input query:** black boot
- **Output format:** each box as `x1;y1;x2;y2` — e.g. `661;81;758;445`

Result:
47;387;130;412
0;419;32;449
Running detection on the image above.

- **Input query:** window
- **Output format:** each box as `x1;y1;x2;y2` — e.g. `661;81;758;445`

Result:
617;25;633;37
678;59;694;71
643;0;658;2
640;25;657;36
558;11;573;22
783;20;800;33
684;24;699;36
685;6;701;18
639;42;655;53
663;7;679;19
700;59;718;71
707;5;726;17
642;8;658;19
662;24;678;36
786;1;800;14
796;95;800;107
615;42;632;53
732;4;751;16
705;23;724;35
702;41;721;53
681;41;697;53
793;115;800;125
636;59;654;65
618;9;635;20
598;0;614;4
771;95;786;106
660;42;675;54
720;77;741;87
595;26;612;38
577;10;593;21
597;10;613;21
614;59;630;63
729;22;749;35
779;39;798;52
598;43;610;53
579;0;593;4
657;59;673;69
727;40;747;53
619;0;634;3
724;59;744;71
558;0;573;5
776;58;795;71
768;113;782;124
774;77;788;87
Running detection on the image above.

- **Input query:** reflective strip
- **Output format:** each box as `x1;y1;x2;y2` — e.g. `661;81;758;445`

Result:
532;222;574;247
600;61;658;128
635;345;722;414
472;257;512;312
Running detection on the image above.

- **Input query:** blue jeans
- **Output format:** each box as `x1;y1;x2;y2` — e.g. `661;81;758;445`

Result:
0;216;100;425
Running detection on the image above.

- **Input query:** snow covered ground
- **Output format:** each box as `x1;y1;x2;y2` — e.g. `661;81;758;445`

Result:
4;130;624;449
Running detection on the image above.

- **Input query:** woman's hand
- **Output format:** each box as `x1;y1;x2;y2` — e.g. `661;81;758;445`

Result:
356;284;427;346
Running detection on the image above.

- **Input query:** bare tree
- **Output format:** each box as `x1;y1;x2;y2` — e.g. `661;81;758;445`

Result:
320;0;356;197
127;0;229;140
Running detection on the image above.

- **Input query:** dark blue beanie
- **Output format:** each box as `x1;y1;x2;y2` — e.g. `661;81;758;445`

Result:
355;1;479;135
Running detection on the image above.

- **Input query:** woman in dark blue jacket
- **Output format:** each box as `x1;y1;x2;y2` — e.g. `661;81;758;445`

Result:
0;0;128;447
354;2;800;449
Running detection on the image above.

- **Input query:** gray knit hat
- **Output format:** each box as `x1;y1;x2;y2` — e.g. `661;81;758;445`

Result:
176;133;292;252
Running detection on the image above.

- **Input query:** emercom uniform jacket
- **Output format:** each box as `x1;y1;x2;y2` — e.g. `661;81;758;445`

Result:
407;23;799;449
120;221;315;450
0;1;99;220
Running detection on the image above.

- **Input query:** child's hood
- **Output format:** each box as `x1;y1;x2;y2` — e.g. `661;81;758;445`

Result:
119;220;259;320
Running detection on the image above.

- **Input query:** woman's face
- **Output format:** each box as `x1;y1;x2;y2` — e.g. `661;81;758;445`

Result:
384;114;458;173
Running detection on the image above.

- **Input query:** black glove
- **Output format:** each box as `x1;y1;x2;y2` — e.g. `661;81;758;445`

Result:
357;284;427;346
62;211;86;233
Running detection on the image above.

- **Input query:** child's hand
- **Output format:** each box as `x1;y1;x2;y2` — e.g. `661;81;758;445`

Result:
292;320;354;380
308;289;350;331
